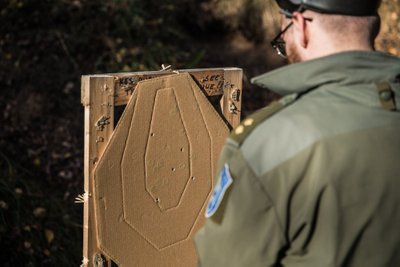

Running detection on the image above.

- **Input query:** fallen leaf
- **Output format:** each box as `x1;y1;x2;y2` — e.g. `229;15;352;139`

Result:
43;249;51;256
0;200;8;210
15;188;23;195
45;229;55;244
33;158;41;166
33;207;46;218
24;241;31;249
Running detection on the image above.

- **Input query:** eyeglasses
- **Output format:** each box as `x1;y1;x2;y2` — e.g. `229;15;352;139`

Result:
271;10;313;58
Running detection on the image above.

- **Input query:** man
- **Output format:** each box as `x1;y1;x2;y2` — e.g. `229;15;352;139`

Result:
195;0;400;266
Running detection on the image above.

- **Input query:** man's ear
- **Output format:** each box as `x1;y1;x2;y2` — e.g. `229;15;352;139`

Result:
292;12;308;48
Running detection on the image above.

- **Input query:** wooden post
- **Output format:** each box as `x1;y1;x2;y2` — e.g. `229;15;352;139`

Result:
222;68;243;128
81;76;115;267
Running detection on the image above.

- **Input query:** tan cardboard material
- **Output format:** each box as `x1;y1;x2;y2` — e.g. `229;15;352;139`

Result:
93;73;229;266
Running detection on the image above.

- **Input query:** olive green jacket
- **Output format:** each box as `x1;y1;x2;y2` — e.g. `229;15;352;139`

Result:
195;51;400;267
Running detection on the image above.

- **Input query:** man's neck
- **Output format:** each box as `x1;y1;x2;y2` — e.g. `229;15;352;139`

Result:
303;40;375;62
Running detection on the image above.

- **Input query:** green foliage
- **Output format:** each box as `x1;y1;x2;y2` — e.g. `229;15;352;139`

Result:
0;0;199;91
0;0;200;265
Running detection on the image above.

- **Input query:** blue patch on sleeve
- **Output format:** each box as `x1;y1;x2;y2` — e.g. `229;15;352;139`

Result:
205;164;233;218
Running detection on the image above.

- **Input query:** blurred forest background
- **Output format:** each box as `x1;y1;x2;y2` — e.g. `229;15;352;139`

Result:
0;0;399;265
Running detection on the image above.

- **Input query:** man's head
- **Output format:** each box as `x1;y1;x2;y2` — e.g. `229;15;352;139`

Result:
272;0;381;63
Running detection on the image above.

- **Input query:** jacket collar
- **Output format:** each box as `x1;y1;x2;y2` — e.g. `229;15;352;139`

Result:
251;51;400;95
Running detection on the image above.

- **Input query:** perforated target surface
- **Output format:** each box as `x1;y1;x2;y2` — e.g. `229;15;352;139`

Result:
93;73;229;266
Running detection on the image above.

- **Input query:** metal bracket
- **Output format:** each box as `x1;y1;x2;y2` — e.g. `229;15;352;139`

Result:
95;116;110;131
231;89;240;102
93;253;105;267
229;102;237;113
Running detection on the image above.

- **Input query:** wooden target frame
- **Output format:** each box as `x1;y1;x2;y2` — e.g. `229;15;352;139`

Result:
80;68;242;266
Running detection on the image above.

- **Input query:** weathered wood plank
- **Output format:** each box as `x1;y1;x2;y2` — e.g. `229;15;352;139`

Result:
112;68;240;106
82;76;115;267
222;68;243;128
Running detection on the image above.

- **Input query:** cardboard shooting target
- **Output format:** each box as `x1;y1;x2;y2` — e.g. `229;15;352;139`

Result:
93;73;229;266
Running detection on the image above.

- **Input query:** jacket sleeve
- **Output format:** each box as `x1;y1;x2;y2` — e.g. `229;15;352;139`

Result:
194;140;287;267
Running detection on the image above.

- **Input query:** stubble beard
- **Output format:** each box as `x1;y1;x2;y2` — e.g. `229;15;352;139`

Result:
286;41;302;64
